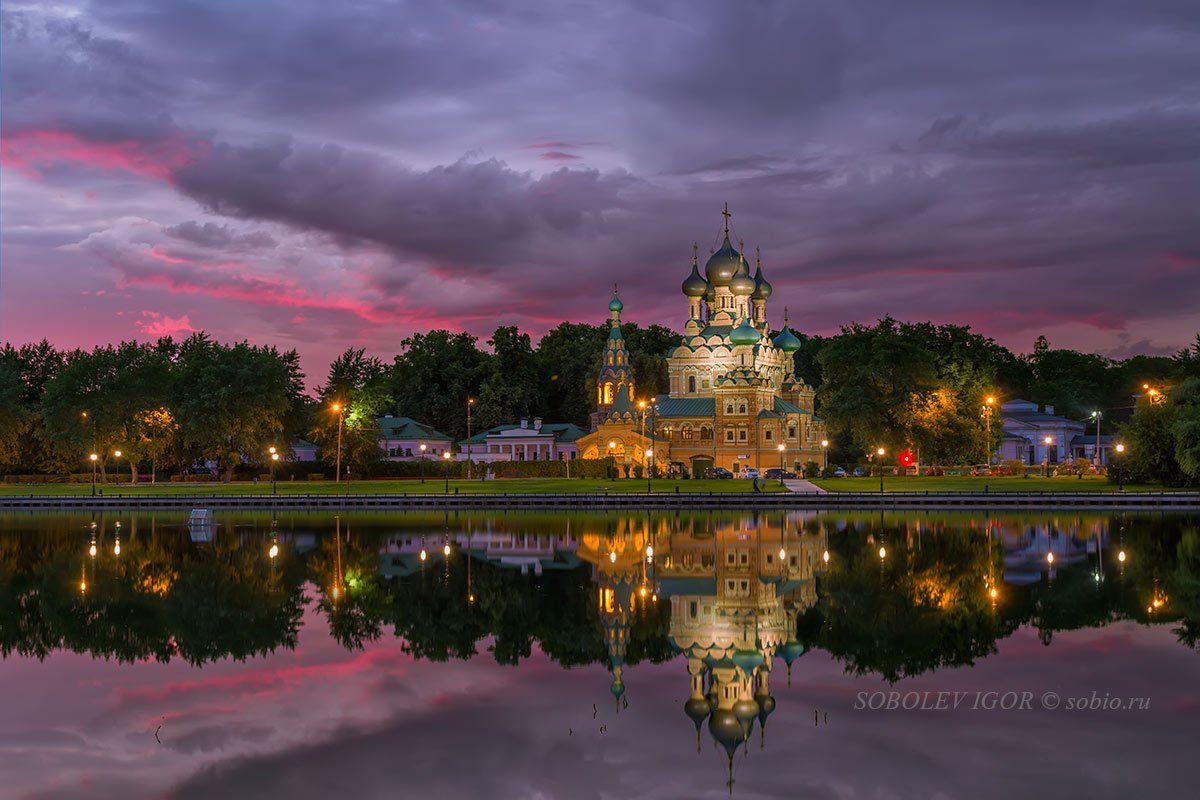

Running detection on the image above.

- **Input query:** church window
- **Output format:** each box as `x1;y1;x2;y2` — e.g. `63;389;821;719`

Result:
738;429;747;442
725;429;735;443
603;382;614;404
700;426;713;441
725;403;734;414
764;429;772;441
688;375;696;393
681;425;693;440
702;379;710;389
739;403;747;414
789;425;797;438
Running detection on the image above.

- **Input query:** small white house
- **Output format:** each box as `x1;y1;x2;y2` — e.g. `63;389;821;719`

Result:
377;416;454;460
458;417;586;463
997;400;1086;465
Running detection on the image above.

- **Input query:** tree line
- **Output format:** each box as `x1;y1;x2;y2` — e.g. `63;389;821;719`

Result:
2;321;1198;482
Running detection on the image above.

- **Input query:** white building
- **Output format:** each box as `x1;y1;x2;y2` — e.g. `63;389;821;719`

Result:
458;417;586;463
377;416;454;460
997;399;1088;466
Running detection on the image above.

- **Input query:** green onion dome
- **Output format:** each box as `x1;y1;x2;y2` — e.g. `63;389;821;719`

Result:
728;258;756;296
731;647;765;674
730;317;761;346
778;640;806;666
609;291;624;312
752;264;773;300
682;262;708;297
708;709;744;759
772;325;802;353
610;676;626;699
705;237;742;286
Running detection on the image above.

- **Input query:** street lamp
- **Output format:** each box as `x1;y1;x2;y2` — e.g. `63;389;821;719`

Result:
113;450;126;485
443;450;452;494
89;453;98;496
466;397;475;480
607;440;617;480
645;448;654;493
330;402;345;484
1114;443;1127;491
419;443;427;483
1090;410;1103;469
1043;435;1053;478
982;395;996;465
777;443;786;486
876;447;886;492
820;439;829;472
269;447;280;495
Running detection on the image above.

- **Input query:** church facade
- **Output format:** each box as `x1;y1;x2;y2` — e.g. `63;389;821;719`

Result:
577;209;828;476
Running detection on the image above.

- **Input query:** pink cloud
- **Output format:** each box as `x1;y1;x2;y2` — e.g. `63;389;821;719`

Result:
0;128;207;183
135;311;197;338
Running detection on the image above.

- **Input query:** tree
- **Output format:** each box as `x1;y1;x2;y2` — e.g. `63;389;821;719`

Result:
311;348;390;474
391;331;488;439
535;322;607;426
173;334;305;481
816;318;939;453
474;326;539;430
0;361;32;470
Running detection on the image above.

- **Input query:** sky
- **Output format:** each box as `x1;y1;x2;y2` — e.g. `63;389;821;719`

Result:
2;0;1199;378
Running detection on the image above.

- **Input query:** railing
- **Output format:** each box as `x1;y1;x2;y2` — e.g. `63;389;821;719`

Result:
1;491;1198;510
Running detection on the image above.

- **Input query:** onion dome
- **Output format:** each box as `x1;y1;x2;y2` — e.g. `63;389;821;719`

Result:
609;291;624;313
773;326;801;352
755;692;776;726
752;264;773;301
728;258;756;296
682;264;707;298
705;237;742;286
733;696;760;738
778;640;806;666
731;647;765;674
610;675;626;700
708;709;744;759
684;697;711;729
730;317;761;346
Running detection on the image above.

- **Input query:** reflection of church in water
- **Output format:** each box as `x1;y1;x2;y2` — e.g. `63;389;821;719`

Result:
575;515;825;785
376;513;827;786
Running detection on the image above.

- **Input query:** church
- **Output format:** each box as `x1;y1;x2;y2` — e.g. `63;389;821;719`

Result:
577;207;828;476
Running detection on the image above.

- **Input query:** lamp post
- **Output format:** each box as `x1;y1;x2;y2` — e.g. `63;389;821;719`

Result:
113;450;125;485
442;450;452;494
330;402;345;484
1043;435;1053;478
777;443;786;486
419;443;427;483
820;439;829;473
89;453;98;496
876;447;886;492
466;397;475;480
607;440;616;480
983;395;995;465
645;448;654;493
1090;411;1102;469
1114;443;1126;491
269;446;279;495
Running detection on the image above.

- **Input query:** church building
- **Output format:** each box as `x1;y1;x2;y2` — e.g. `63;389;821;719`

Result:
577;207;828;476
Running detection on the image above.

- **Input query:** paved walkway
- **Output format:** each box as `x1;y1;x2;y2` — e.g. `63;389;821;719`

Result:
783;478;827;494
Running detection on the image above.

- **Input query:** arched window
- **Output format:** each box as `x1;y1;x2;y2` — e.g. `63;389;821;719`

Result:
700;426;713;441
687;375;697;393
603;382;614;405
725;403;734;415
681;424;693;440
739;403;747;414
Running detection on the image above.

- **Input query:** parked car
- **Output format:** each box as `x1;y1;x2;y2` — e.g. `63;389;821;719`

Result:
853;467;868;477
741;468;761;480
832;467;848;478
970;464;992;476
764;468;797;480
704;467;734;479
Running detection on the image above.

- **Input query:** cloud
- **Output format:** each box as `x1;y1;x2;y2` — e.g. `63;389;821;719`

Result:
134;311;197;338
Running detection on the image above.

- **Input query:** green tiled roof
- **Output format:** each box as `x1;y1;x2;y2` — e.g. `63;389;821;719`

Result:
460;422;588;446
757;409;781;419
377;416;453;441
773;397;809;415
654;395;716;418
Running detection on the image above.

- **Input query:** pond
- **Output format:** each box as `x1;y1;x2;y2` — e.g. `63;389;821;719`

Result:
0;510;1196;798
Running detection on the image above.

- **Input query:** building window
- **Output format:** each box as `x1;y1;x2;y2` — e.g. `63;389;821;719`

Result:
764;429;772;441
789;426;797;438
726;403;734;414
688;375;696;393
681;425;693;440
738;429;747;441
725;430;735;442
700;426;713;441
739;403;747;414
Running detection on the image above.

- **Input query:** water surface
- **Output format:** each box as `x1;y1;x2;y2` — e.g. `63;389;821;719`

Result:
1;510;1195;798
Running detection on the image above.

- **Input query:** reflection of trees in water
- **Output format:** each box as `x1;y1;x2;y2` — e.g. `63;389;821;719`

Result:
1;511;1198;670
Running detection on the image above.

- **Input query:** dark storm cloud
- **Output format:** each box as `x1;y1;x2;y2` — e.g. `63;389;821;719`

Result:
2;0;1198;358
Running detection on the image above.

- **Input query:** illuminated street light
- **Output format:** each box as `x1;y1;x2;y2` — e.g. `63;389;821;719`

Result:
876;447;886;492
820;439;829;471
1114;443;1128;491
89;452;99;496
330;402;345;485
1043;435;1054;477
443;450;452;494
777;442;786;486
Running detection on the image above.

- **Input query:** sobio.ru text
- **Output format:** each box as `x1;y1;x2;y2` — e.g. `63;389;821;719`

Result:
853;690;1150;712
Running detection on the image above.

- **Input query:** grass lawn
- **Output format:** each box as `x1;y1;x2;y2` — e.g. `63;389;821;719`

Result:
0;478;786;496
810;475;1172;493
